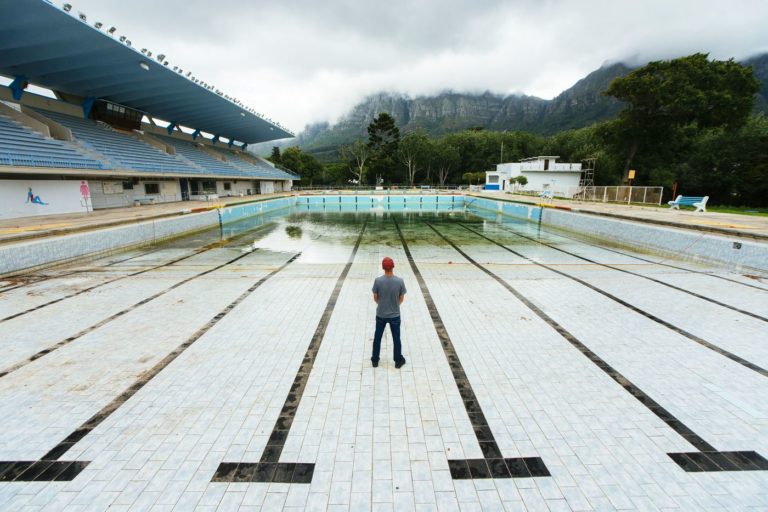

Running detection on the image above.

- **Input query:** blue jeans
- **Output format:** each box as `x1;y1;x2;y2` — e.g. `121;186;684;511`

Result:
372;316;403;363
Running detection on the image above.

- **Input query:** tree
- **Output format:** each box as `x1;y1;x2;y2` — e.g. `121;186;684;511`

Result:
367;113;400;183
514;175;528;189
339;140;369;184
268;146;282;165
322;162;349;186
398;130;430;187
433;142;460;186
280;146;324;186
299;152;323;187
462;172;486;185
280;147;303;174
604;53;760;181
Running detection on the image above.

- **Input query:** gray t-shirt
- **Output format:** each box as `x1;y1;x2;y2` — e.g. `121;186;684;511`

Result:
372;275;407;319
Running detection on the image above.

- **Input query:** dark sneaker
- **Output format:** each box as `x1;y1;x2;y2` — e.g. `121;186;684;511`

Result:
395;358;406;369
371;359;378;368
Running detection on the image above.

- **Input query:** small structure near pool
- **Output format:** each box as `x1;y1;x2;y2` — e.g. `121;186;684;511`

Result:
486;156;582;196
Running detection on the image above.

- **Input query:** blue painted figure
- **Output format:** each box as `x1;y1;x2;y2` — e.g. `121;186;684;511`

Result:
26;188;48;205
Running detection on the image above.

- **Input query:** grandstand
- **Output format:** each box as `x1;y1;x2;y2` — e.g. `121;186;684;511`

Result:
0;0;296;218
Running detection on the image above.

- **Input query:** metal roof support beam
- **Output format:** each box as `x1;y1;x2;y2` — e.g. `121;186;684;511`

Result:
241;143;248;151
167;122;177;135
82;96;95;118
10;75;28;100
227;139;234;149
212;135;219;145
192;129;200;140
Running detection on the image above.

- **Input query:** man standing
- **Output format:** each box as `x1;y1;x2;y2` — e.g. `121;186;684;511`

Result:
371;257;407;368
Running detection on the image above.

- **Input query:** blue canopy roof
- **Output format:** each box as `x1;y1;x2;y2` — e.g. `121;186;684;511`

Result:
0;0;293;144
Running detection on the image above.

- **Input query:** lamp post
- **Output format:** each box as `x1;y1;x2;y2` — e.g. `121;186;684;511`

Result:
499;130;508;163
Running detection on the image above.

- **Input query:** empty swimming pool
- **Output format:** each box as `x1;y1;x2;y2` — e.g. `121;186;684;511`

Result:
0;200;766;510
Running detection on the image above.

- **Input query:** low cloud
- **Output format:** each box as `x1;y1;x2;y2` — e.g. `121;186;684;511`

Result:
66;0;768;132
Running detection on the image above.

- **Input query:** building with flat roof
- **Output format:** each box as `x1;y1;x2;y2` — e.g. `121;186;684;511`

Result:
0;0;296;219
486;156;582;196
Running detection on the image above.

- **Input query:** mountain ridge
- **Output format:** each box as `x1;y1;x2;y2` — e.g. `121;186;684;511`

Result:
256;54;768;159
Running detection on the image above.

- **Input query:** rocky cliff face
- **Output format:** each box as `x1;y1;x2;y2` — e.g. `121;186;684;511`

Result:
290;62;632;155
257;55;767;158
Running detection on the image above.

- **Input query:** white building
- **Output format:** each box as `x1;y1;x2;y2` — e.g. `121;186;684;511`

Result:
486;156;582;196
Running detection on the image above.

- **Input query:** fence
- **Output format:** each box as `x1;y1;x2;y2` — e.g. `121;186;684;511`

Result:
291;185;464;195
516;186;664;206
574;186;664;206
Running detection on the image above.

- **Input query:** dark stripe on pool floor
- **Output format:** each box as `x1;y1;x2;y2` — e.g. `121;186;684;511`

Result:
394;216;549;480
0;252;301;482
538;227;768;293
0;249;269;378
0;247;164;294
0;223;269;323
452;222;768;378
491;222;768;324
0;249;205;323
424;221;768;473
212;219;368;484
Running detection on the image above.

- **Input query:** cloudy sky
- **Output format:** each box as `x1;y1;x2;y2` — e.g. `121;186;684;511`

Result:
67;0;768;133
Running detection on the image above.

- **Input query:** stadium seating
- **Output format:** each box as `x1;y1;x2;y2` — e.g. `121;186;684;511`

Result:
211;147;295;179
156;135;245;176
2;109;295;180
35;110;199;174
0;113;104;169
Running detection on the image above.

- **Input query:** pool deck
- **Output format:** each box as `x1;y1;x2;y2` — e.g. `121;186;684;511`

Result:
3;192;768;247
0;212;766;511
474;192;768;241
0;194;293;245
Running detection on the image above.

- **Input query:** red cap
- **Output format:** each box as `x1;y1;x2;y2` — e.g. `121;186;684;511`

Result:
382;257;395;270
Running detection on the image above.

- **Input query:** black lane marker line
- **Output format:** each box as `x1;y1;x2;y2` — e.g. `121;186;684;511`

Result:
425;221;768;473
491;223;768;324
453;222;768;378
393;216;549;480
0;223;269;323
541;228;768;293
0;252;301;482
212;219;369;485
0;247;166;294
0;248;263;379
0;250;203;323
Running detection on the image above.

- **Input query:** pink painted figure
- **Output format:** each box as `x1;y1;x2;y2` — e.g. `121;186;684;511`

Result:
79;180;90;199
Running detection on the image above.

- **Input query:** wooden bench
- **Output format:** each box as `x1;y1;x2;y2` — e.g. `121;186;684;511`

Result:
668;195;708;212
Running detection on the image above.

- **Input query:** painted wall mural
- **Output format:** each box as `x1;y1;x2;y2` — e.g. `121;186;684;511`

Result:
26;187;48;205
1;180;90;219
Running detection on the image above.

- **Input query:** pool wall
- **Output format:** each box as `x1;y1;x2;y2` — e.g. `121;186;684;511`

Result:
457;194;767;274
539;207;768;274
0;209;219;276
294;194;464;211
465;196;542;222
3;193;766;276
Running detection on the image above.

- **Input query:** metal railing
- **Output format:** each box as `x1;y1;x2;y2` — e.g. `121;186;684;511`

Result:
515;186;664;206
291;185;464;194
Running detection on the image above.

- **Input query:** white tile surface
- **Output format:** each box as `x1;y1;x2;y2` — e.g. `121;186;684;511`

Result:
1;211;766;511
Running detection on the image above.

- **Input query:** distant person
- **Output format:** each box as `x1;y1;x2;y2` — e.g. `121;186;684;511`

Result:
371;257;407;368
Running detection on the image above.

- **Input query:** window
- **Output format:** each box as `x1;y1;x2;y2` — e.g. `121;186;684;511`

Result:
223;182;232;191
202;180;216;193
144;183;160;195
122;181;133;190
488;175;499;184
